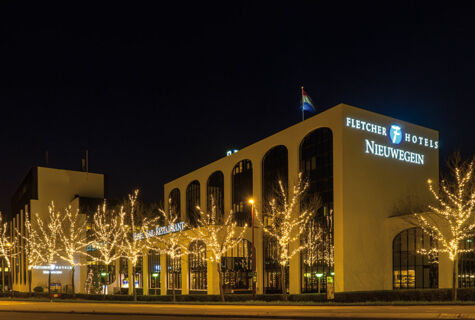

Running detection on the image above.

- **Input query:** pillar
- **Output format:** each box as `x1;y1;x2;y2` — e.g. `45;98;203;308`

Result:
288;143;301;294
128;259;133;295
160;254;167;295
252;153;264;294
143;252;149;296
207;260;220;295
181;254;189;294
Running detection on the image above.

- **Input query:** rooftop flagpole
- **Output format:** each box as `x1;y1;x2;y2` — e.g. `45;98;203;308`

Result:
301;86;305;121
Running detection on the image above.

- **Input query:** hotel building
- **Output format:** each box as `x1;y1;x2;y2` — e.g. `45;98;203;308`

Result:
162;103;450;295
10;103;472;296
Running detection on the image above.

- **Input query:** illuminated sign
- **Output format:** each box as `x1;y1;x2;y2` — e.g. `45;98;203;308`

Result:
33;264;72;270
345;116;438;165
226;149;239;156
345;117;438;149
134;221;185;240
389;125;402;144
365;140;424;165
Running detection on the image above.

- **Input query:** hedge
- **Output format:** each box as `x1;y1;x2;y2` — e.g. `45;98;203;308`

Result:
1;288;474;302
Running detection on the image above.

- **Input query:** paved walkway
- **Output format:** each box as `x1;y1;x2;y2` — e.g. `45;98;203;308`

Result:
0;300;475;319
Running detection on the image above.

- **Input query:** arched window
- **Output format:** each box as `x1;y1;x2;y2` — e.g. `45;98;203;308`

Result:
262;145;288;207
186;181;200;227
262;145;288;294
232;160;253;227
222;239;252;292
169;188;181;220
189;240;207;292
393;228;438;289
167;250;182;292
148;250;161;295
207;171;224;222
299;128;334;293
459;237;475;288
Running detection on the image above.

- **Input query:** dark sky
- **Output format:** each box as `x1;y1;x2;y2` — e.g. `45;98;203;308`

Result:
1;2;474;215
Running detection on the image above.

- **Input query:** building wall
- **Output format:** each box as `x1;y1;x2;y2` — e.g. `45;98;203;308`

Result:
12;167;104;293
164;103;441;294
340;106;438;291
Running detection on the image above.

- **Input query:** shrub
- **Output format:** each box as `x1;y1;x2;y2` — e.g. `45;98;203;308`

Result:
33;286;44;293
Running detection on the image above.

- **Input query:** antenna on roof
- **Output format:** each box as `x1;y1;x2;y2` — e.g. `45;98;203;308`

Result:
45;150;49;167
81;149;89;172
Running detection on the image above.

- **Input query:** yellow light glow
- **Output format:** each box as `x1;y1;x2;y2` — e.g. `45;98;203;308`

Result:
248;199;255;205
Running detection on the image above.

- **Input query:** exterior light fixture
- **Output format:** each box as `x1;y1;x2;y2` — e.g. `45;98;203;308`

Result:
316;273;323;278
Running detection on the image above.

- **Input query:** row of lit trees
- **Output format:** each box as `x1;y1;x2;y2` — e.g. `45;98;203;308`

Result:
3;154;470;301
0;173;327;302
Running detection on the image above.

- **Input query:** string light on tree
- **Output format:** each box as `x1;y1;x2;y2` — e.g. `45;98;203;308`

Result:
414;154;475;301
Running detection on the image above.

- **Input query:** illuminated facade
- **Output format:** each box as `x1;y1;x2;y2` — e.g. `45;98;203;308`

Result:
9;104;458;296
11;166;105;293
162;103;452;295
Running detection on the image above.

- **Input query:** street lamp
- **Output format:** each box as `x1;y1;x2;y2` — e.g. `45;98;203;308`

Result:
248;198;256;299
5;242;12;299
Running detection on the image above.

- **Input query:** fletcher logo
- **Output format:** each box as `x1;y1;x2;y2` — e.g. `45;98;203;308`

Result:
389;125;402;144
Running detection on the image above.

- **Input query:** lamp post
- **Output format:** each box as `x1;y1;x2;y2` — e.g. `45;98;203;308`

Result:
248;198;256;299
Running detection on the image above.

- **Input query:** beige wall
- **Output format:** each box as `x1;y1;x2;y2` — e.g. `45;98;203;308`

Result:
13;167;104;293
164;103;441;294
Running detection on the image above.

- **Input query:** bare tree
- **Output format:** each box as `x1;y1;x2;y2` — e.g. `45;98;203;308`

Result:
57;206;88;297
91;200;125;295
257;172;316;301
34;203;62;297
120;190;160;301
193;200;248;302
22;212;45;295
0;212;19;297
154;206;188;302
414;154;475;301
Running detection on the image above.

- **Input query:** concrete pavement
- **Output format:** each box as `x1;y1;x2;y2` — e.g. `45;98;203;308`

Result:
1;300;475;319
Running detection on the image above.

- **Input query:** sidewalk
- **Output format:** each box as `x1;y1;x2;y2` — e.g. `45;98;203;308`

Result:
1;300;475;319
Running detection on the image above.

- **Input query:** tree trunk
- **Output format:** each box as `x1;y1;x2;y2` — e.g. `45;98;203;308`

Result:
71;266;75;298
172;272;176;302
48;270;52;301
28;269;32;297
281;265;287;301
9;266;13;299
453;258;458;301
217;263;224;302
132;266;137;301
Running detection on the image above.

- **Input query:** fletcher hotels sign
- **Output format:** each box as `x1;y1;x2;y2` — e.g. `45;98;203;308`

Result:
345;117;438;165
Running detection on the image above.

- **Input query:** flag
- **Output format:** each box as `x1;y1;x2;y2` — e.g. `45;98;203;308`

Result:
301;87;316;113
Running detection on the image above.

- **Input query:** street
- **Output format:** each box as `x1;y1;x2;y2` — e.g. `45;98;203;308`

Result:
0;301;475;319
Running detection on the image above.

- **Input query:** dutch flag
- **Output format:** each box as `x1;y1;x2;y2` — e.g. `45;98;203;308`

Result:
301;87;316;113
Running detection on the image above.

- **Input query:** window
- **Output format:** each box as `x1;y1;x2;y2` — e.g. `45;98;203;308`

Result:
186;181;200;227
207;171;224;222
232;160;253;227
148;250;160;294
189;241;207;291
459;237;475;288
168;188;181;220
262;145;288;208
167;251;182;291
222;239;252;292
263;236;288;293
393;228;438;289
299;128;334;293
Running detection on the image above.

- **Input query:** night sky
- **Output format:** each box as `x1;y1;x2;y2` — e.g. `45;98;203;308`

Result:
1;2;474;215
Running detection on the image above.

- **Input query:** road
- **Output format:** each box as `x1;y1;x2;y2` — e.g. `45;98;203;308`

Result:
0;300;475;319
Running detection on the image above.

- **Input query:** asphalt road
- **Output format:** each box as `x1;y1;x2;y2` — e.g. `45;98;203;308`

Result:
0;312;296;320
1;301;475;319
